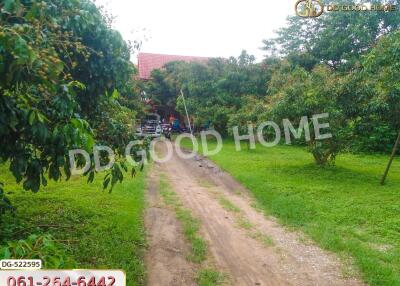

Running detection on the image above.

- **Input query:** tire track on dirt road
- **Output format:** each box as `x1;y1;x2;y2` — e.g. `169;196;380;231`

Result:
145;171;197;286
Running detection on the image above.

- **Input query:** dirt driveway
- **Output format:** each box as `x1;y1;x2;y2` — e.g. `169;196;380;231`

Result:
145;142;364;286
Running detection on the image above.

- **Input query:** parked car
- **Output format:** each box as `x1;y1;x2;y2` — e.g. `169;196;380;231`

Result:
135;116;162;138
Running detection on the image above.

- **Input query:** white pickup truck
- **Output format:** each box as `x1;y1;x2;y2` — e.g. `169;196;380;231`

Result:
135;116;162;138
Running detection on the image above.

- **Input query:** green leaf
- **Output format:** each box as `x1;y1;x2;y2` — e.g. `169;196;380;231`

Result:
111;89;120;99
3;0;18;13
70;118;83;129
28;111;36;125
67;81;85;90
87;171;95;183
37;112;47;123
103;177;110;190
0;248;11;259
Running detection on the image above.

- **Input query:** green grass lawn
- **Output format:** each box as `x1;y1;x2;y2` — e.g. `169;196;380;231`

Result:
0;164;146;286
182;138;400;286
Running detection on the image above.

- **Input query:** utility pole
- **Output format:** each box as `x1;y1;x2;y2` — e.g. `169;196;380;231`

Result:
180;90;193;135
381;130;400;185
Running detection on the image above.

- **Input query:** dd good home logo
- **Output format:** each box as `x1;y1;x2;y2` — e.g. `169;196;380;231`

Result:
295;0;397;18
295;0;324;18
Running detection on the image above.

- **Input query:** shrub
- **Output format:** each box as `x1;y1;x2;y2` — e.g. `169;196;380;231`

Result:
0;234;76;268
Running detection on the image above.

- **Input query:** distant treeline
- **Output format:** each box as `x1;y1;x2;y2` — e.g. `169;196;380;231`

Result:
143;1;400;165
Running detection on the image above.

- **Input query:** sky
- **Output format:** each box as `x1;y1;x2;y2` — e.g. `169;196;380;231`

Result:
93;0;295;63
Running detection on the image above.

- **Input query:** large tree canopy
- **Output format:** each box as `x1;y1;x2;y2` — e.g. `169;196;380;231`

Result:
263;0;400;70
0;0;145;214
338;29;400;152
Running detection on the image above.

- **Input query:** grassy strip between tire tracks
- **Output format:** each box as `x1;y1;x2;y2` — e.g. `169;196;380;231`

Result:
158;176;226;286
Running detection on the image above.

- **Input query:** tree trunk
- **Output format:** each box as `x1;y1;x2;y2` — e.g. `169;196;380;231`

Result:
381;130;400;185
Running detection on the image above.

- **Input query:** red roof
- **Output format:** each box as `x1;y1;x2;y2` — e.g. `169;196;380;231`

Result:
137;53;209;80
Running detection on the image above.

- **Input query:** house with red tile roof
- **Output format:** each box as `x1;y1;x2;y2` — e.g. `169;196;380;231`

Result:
137;52;209;80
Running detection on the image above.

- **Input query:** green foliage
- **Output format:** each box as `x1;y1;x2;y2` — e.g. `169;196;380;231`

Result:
143;51;269;134
0;0;145;208
144;26;400;162
267;63;349;165
0;164;147;285
361;29;400;129
263;0;400;70
0;0;95;191
150;12;400;163
227;96;267;133
0;182;14;218
94;94;137;151
337;30;400;153
261;15;400;157
0;234;76;268
258;1;399;157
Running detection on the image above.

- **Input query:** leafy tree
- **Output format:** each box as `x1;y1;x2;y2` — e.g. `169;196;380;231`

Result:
0;0;144;215
263;0;400;70
267;63;349;165
339;30;400;152
260;3;400;158
362;29;400;129
227;96;268;149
